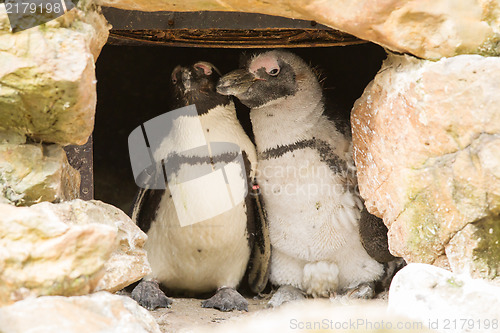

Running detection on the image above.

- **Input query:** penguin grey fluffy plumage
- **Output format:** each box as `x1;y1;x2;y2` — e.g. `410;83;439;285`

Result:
130;61;269;311
217;50;388;303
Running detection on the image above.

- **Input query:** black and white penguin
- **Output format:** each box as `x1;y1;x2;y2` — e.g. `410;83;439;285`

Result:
130;61;270;312
217;50;392;305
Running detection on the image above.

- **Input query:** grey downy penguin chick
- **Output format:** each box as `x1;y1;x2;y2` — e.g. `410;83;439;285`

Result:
217;50;389;305
130;61;270;312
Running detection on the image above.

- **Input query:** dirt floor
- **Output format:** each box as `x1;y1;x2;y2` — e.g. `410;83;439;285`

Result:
145;291;390;332
149;295;271;332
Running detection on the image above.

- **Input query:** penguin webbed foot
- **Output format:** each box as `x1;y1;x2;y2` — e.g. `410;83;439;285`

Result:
201;287;248;312
267;285;306;308
341;281;376;299
131;280;173;310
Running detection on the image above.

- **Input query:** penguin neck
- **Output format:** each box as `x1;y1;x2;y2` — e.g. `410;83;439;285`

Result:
250;86;325;153
199;100;237;121
198;100;258;176
154;101;239;159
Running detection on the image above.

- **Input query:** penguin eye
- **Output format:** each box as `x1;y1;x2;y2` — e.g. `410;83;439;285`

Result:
267;67;280;76
172;77;178;84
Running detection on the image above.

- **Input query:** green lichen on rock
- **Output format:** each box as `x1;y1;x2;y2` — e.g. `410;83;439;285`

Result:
446;277;464;288
472;215;500;279
477;0;500;56
0;3;109;145
399;192;443;263
0;35;94;145
0;141;81;206
476;36;500;56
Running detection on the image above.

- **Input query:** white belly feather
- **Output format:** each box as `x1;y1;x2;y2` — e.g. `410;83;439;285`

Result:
258;148;384;292
146;190;250;292
258;148;360;262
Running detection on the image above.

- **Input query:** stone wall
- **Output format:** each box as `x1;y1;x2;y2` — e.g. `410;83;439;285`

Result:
0;1;153;328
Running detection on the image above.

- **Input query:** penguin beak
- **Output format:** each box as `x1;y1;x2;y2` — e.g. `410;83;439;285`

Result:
217;69;256;96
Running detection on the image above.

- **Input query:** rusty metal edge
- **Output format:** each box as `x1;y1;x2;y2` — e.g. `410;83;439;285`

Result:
107;31;367;48
64;135;94;200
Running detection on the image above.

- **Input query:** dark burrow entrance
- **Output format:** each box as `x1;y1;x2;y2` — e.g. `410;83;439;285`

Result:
93;12;387;214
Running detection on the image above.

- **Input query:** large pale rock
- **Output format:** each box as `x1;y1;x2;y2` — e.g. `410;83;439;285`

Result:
0;140;81;206
94;0;500;59
0;292;161;333
389;263;500;333
0;199;150;306
300;0;500;59
46;199;151;293
352;54;500;279
0;202;116;306
0;2;110;145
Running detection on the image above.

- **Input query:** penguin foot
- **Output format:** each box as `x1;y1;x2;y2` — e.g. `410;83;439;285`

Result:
342;282;376;299
267;285;306;308
131;280;173;310
302;261;339;297
201;287;248;312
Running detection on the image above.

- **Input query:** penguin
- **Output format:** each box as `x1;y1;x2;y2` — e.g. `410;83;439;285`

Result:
130;61;270;312
217;50;392;305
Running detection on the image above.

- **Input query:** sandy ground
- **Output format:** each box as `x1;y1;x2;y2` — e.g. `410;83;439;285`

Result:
145;291;391;332
149;295;271;332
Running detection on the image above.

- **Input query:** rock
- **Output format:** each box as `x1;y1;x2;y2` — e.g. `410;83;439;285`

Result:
0;203;116;306
0;2;110;145
44;199;151;293
446;216;500;280
352;54;500;279
0;292;161;333
0;131;25;145
299;0;500;59
0;142;81;206
94;0;500;59
200;299;433;333
0;199;150;306
389;263;500;333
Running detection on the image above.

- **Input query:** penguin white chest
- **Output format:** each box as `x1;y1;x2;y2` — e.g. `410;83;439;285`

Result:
258;147;360;262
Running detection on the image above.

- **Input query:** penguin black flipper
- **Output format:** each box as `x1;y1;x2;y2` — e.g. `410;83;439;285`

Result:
130;186;165;234
358;207;396;263
246;179;271;294
238;150;270;295
129;171;173;310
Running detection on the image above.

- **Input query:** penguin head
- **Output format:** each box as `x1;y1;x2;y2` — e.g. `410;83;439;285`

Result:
171;62;230;114
217;50;318;109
